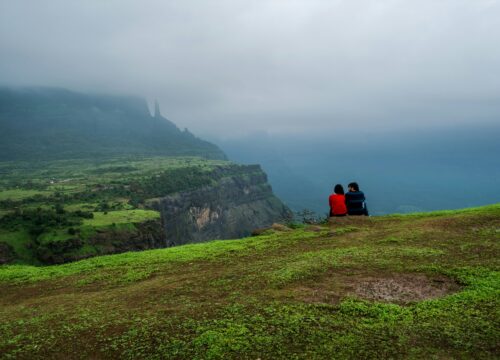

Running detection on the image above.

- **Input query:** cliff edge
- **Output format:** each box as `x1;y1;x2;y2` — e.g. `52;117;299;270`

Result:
149;165;292;245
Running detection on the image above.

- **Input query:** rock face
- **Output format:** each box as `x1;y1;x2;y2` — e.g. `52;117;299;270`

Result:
149;165;292;246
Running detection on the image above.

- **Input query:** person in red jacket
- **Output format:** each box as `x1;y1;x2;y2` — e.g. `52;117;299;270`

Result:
329;184;348;217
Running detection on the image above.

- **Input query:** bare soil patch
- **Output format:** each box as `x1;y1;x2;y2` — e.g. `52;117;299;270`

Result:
352;273;461;304
288;271;461;305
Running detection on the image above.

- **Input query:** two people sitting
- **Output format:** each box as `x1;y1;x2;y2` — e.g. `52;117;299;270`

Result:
329;182;369;217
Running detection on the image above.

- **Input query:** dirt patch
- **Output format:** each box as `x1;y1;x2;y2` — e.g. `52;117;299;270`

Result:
286;271;461;305
353;274;461;304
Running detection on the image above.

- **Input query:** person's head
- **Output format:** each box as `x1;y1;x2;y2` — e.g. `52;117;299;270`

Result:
334;184;344;195
348;182;360;192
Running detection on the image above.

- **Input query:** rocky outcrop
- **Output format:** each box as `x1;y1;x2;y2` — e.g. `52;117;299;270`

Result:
149;165;292;246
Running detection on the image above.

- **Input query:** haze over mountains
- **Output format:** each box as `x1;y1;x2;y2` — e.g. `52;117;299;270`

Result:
0;87;225;161
2;1;499;217
215;125;500;215
0;87;292;263
0;2;499;358
1;85;498;216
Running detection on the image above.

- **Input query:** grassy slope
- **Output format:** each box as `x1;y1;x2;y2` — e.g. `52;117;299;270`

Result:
0;204;499;359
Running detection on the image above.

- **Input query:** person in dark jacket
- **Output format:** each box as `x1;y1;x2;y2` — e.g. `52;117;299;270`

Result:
329;184;347;217
345;182;369;216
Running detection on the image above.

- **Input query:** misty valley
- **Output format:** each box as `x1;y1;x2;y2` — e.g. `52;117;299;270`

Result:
216;126;500;216
0;88;291;265
2;1;500;358
0;87;498;359
0;157;290;265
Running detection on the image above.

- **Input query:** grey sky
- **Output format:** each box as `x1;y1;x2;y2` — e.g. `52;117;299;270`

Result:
1;0;499;137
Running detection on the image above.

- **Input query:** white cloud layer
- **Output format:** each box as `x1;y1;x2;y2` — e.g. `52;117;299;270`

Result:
1;0;499;136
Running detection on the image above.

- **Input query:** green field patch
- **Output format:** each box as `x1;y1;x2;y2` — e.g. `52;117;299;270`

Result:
83;210;160;227
46;183;85;193
63;203;98;212
380;203;500;219
79;222;137;240
0;189;50;201
38;229;74;244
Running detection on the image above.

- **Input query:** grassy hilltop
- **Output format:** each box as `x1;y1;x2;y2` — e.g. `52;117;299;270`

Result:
0;204;499;359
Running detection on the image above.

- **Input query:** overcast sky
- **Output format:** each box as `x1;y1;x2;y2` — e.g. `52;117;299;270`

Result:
1;0;499;137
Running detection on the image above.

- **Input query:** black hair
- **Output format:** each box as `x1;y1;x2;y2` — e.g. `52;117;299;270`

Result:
334;184;344;195
348;182;360;191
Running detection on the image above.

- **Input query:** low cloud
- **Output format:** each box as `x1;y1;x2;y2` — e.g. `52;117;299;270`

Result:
1;0;499;136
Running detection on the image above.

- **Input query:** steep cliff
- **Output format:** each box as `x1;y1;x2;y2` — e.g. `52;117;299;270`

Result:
0;86;291;261
149;165;292;245
0;160;292;265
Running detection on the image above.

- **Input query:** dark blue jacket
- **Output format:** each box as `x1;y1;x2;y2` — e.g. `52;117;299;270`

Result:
345;191;369;216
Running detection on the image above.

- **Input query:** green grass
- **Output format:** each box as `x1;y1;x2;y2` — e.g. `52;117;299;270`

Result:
83;210;160;227
382;203;500;219
0;229;319;284
38;229;74;244
0;189;50;201
0;204;499;358
63;203;98;212
46;184;85;193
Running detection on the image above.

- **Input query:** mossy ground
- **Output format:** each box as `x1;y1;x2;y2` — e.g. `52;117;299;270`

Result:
0;204;499;359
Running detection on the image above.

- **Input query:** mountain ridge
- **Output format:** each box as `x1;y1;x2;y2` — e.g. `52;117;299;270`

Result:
0;86;226;160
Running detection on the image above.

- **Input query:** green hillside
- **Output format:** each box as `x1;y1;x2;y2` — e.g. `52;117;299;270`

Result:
0;87;226;161
1;204;499;359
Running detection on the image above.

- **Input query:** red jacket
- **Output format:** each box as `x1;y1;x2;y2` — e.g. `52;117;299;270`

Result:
329;194;347;216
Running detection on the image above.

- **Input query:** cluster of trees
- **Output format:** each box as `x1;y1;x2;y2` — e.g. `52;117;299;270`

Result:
0;205;93;238
86;166;231;206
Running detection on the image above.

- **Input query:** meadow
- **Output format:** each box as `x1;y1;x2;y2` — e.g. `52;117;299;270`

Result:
0;204;498;359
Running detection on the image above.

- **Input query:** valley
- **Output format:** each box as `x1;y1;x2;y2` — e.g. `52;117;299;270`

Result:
0;156;290;265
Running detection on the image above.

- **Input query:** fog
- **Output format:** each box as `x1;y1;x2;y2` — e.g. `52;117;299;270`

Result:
216;124;500;214
1;0;500;137
2;0;500;213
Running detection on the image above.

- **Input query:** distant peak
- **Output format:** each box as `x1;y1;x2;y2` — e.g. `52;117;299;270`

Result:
154;99;161;118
